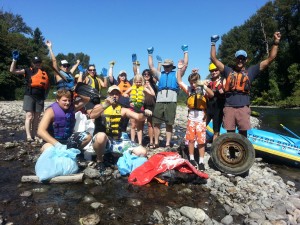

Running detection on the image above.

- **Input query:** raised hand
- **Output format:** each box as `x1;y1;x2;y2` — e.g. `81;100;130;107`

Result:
132;53;137;63
211;35;220;45
147;47;154;55
45;40;52;48
181;45;188;53
101;68;108;77
78;64;85;73
156;55;162;62
12;50;19;61
274;32;281;44
109;61;115;67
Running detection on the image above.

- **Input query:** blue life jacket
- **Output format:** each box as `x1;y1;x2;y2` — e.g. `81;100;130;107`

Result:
158;71;179;92
48;102;75;141
56;71;75;90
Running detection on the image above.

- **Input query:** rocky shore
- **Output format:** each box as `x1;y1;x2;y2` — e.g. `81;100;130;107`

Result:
0;101;299;225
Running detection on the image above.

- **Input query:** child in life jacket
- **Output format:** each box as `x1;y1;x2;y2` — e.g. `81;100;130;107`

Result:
177;66;214;171
124;74;155;145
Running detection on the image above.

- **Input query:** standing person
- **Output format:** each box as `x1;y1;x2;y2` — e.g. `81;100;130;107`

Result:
46;40;80;90
37;89;91;152
82;64;107;93
148;45;188;149
210;32;281;137
108;61;132;132
206;63;226;141
87;85;152;172
10;52;49;142
123;74;155;145
177;65;214;171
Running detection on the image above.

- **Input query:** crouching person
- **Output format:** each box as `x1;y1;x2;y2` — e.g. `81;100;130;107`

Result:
37;89;92;152
88;85;152;172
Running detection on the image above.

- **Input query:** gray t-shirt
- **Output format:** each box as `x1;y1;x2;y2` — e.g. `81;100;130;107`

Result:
224;64;260;107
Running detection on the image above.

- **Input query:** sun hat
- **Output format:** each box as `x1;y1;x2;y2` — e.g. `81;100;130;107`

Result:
108;85;121;94
32;56;42;63
162;59;176;69
235;50;247;58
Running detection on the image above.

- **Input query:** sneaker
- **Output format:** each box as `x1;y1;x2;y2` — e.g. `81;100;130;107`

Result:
95;162;106;173
190;160;199;170
198;163;205;171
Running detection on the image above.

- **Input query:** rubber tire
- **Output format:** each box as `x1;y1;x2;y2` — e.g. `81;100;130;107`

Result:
210;133;255;175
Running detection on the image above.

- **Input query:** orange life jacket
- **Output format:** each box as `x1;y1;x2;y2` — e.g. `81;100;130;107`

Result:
27;68;49;90
118;81;131;94
225;70;250;94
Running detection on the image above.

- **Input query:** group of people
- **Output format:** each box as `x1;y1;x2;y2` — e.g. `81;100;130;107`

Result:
9;31;281;173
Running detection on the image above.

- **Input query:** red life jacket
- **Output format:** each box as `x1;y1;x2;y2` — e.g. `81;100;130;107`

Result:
225;70;250;94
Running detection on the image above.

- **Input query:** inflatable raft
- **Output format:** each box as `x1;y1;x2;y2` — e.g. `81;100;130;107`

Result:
206;122;300;167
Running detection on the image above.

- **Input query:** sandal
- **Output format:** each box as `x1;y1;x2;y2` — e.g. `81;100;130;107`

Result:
27;138;34;143
149;143;154;149
165;145;172;151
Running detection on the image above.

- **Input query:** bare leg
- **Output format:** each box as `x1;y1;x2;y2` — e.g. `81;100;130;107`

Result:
213;132;220;141
188;140;195;155
32;112;41;138
79;134;92;149
92;132;108;162
154;123;161;146
25;111;33;139
130;118;137;142
165;124;173;146
147;118;154;145
136;120;143;145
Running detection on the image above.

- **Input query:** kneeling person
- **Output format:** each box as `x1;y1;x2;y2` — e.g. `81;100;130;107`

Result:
88;85;152;172
38;89;92;152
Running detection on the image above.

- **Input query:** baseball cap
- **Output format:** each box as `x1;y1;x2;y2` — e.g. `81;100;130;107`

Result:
32;56;42;63
118;70;127;76
235;50;247;58
60;59;69;65
107;85;120;94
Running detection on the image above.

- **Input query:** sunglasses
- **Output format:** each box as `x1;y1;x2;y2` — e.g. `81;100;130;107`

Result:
143;73;150;76
210;69;219;73
88;69;96;72
62;64;70;68
163;65;172;68
237;56;246;61
119;74;126;77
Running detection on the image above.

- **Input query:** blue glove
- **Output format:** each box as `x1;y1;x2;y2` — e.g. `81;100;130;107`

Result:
101;67;108;77
132;53;137;63
78;64;85;73
181;45;188;53
211;35;220;45
156;55;162;62
12;50;19;60
147;47;154;55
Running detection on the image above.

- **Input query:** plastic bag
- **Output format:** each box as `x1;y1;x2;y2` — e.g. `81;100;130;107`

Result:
117;150;147;175
35;145;81;181
74;111;95;134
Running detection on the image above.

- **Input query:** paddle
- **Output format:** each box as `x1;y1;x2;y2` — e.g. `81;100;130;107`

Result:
75;82;168;123
280;124;300;139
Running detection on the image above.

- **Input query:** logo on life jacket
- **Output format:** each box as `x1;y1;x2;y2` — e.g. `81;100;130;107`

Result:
186;87;207;110
29;68;49;90
225;70;250;94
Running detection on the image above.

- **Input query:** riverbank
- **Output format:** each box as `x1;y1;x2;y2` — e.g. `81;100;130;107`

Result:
0;101;299;225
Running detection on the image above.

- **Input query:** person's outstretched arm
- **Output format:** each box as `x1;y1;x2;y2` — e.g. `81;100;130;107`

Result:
108;61;115;84
259;32;281;71
147;47;160;77
9;50;25;74
70;59;80;74
180;45;189;77
210;35;225;73
37;108;58;145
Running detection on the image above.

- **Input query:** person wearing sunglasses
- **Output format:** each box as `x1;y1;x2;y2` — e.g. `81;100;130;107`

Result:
147;45;188;150
46;40;80;90
210;32;281;137
10;53;50;142
81;64;107;93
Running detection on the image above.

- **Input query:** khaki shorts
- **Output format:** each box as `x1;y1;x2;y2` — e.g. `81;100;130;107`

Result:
152;102;177;125
223;106;251;131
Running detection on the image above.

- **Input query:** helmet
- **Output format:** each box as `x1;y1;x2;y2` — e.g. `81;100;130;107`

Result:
209;63;217;71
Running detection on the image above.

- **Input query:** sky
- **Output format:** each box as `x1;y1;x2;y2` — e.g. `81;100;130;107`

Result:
1;0;271;83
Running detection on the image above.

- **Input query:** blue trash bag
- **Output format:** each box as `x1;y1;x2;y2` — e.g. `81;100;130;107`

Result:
117;150;148;175
35;145;81;181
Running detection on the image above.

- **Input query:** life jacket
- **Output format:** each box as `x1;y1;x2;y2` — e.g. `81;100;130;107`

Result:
130;84;144;104
48;102;76;141
56;71;75;90
87;75;102;92
186;87;207;110
158;71;179;92
103;105;122;139
27;68;49;90
118;81;131;94
225;70;250;94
